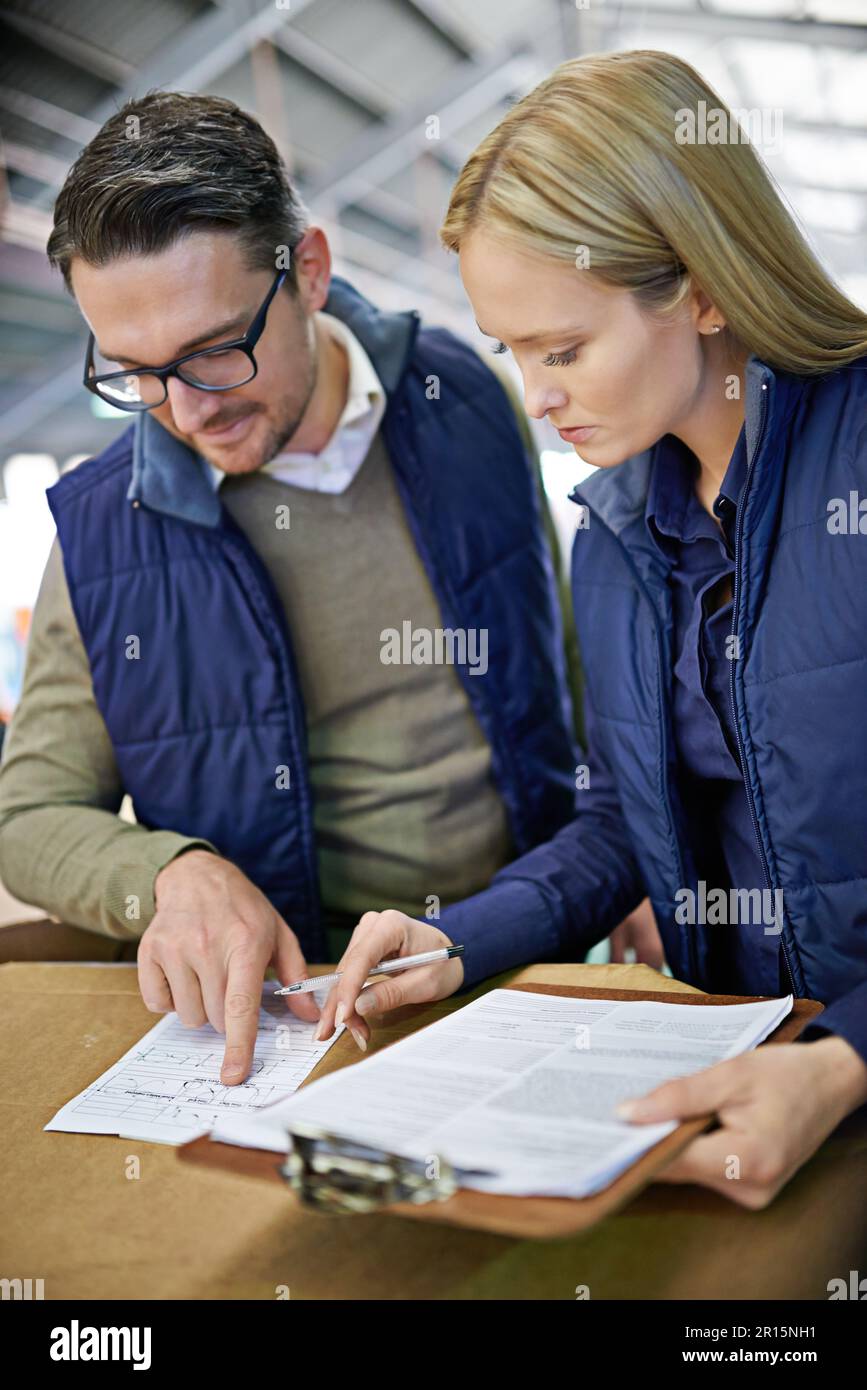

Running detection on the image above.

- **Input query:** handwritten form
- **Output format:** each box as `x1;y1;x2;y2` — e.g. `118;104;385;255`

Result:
211;988;793;1197
45;986;343;1146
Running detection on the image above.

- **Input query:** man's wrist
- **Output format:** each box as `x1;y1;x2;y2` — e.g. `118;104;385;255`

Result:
154;846;219;904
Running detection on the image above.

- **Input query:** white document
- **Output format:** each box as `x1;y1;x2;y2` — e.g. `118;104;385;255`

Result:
210;988;793;1197
45;985;343;1147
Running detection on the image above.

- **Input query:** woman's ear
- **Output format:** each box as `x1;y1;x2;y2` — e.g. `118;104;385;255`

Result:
689;280;723;335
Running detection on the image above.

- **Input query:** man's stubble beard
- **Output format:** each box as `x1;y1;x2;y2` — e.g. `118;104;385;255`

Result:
201;321;319;476
255;304;320;470
258;371;317;467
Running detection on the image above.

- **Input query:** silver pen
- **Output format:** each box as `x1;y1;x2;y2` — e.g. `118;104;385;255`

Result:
273;944;465;996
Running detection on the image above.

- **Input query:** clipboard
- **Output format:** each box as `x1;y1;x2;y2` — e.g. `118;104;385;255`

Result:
178;983;824;1239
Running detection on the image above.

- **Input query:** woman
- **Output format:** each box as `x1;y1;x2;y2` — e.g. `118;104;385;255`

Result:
316;50;867;1208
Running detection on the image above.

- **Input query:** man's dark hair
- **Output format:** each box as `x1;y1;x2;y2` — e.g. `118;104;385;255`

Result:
47;91;309;291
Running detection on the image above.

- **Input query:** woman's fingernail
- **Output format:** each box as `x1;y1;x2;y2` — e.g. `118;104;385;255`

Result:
615;1101;636;1120
335;1002;347;1027
355;991;375;1016
313;1021;325;1042
349;1027;368;1052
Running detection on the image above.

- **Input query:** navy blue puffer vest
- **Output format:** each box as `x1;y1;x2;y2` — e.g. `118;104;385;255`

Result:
47;278;577;959
570;353;867;1002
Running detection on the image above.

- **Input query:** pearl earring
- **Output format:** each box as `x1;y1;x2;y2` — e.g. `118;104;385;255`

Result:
711;325;722;333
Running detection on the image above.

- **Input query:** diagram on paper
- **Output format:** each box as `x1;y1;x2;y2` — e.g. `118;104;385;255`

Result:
45;986;343;1146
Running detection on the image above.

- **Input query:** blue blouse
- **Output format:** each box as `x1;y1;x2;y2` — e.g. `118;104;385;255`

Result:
645;427;783;996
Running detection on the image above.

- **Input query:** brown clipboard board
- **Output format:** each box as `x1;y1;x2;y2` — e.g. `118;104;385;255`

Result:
178;983;824;1239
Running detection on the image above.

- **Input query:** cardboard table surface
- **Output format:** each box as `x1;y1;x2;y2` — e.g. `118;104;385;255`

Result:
2;959;866;1300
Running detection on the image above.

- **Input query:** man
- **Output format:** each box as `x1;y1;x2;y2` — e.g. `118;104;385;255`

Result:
0;91;600;1084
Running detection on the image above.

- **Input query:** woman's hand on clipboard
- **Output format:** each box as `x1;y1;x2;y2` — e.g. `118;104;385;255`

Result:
618;1035;867;1208
313;911;463;1052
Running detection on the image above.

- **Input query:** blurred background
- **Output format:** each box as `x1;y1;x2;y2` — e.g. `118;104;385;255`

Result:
1;0;866;725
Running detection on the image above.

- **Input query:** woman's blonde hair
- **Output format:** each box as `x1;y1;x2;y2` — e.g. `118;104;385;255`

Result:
440;49;867;375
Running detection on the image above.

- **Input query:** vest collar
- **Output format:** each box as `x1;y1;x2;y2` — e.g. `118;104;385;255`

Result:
127;275;420;528
128;411;222;527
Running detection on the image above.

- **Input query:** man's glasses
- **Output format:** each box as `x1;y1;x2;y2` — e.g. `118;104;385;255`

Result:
83;268;288;412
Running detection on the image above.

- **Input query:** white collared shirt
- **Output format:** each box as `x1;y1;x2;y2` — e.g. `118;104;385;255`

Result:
206;311;385;494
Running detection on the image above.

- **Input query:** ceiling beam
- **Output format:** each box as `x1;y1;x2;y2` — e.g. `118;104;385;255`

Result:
307;46;541;212
403;0;480;58
29;0;320;211
270;24;395;119
1;10;135;84
0;88;99;145
607;2;867;48
3;140;72;188
82;0;319;121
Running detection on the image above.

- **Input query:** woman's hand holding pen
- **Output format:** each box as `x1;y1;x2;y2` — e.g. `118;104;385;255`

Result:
315;910;464;1051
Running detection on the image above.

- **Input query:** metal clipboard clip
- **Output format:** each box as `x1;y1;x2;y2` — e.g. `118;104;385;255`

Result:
279;1120;459;1215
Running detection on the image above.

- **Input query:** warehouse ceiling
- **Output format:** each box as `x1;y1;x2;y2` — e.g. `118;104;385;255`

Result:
1;0;867;464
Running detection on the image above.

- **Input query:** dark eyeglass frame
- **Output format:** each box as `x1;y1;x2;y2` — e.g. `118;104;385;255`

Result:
83;268;288;412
